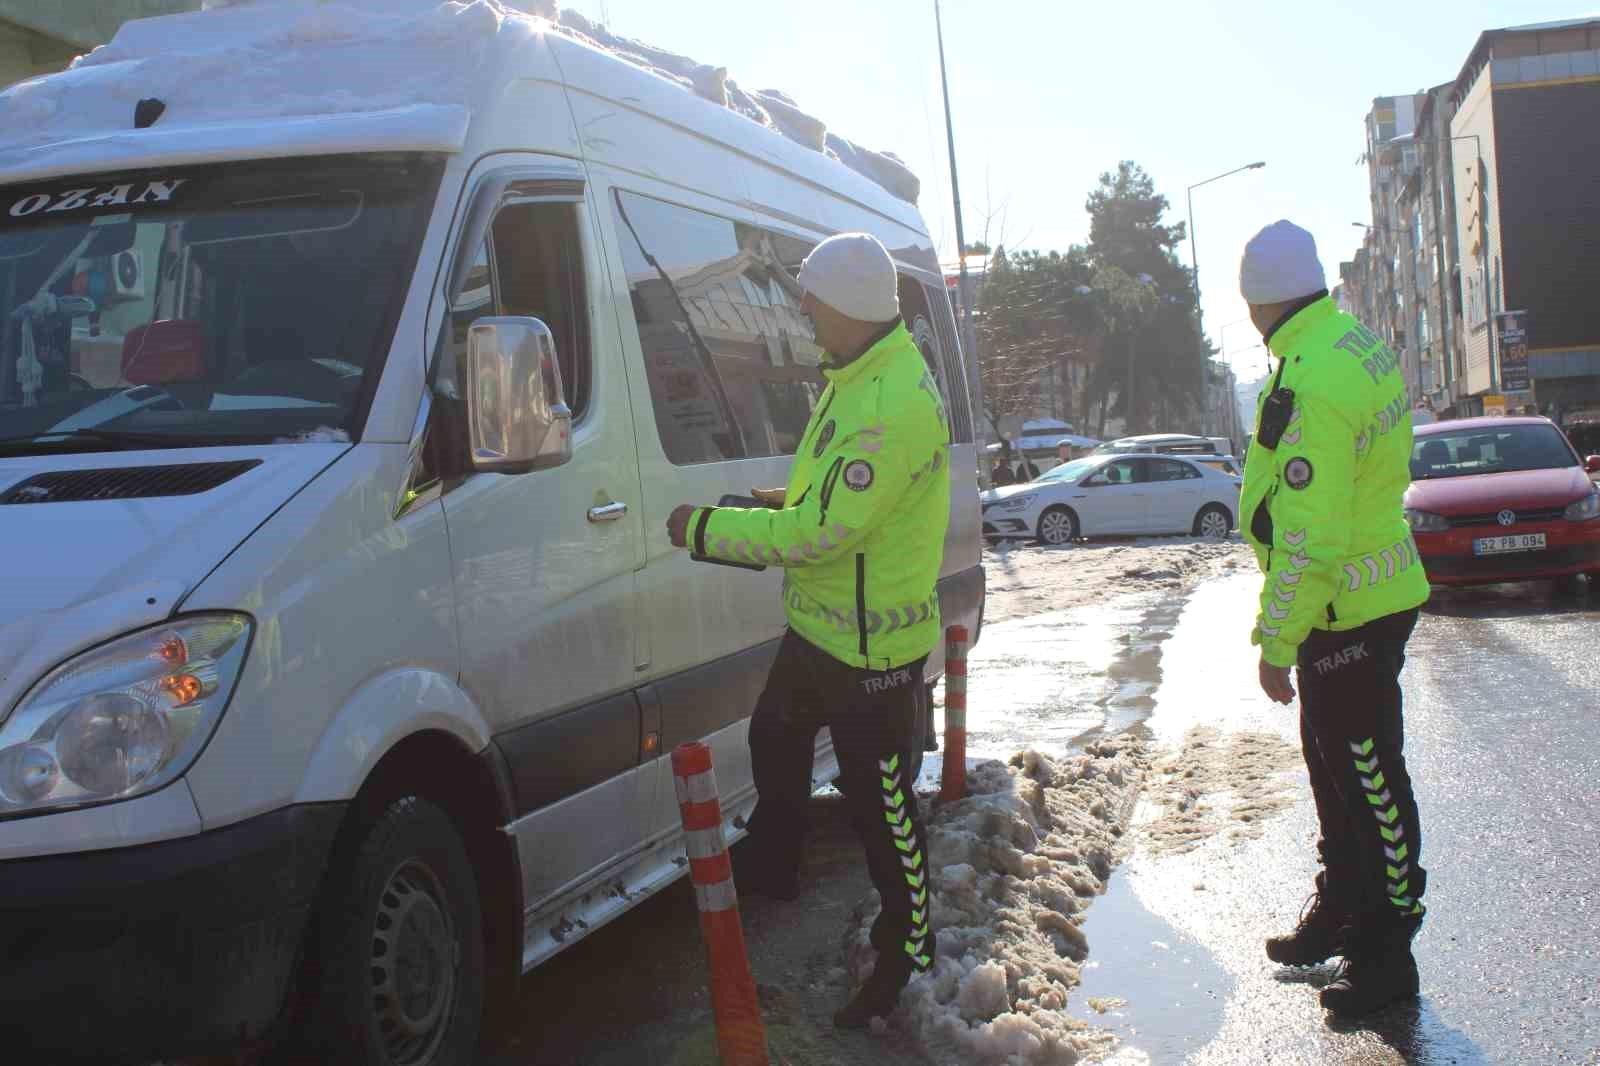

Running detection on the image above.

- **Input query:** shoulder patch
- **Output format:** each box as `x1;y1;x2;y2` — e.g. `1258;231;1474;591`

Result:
843;459;875;492
812;419;836;458
1284;456;1314;490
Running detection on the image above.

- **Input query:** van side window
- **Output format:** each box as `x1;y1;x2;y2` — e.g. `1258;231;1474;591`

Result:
611;189;824;465
897;274;957;438
424;202;591;484
491;202;590;419
918;280;975;444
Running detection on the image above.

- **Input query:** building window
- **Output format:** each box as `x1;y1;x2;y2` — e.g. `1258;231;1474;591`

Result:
1465;267;1487;329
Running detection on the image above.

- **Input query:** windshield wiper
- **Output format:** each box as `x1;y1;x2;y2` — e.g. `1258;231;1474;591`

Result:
0;428;251;456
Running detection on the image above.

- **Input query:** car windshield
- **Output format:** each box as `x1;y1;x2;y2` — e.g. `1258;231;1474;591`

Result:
0;155;441;454
1410;424;1578;479
1032;457;1100;483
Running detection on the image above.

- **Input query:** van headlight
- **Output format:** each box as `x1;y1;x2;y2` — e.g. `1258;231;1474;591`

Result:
1564;491;1600;522
0;615;252;817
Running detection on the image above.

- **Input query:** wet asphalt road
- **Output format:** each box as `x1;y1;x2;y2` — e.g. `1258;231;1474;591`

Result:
1080;574;1600;1065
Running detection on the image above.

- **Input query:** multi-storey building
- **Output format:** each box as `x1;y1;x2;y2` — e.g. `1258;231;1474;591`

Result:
1448;17;1600;419
1356;93;1428;401
1346;18;1600;421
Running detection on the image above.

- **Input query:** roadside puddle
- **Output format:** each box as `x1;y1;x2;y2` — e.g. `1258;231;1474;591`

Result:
1067;866;1231;1061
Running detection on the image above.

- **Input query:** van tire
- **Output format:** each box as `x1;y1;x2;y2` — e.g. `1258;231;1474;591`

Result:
307;796;485;1066
1193;504;1232;538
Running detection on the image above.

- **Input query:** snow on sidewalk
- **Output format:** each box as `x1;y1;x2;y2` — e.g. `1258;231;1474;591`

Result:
849;744;1149;1065
831;539;1254;1064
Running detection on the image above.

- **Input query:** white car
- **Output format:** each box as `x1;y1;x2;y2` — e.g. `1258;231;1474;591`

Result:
981;453;1240;544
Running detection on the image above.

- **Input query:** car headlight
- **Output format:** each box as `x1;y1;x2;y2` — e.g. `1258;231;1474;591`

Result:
1565;491;1600;521
0;614;252;818
996;493;1038;513
1404;508;1449;534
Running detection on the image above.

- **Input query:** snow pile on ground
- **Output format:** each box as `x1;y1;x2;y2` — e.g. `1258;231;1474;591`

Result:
1138;726;1300;855
983;539;1251;625
0;0;918;203
844;742;1148;1064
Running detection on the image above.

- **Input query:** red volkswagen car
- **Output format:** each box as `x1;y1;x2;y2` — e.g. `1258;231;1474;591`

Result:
1405;416;1600;587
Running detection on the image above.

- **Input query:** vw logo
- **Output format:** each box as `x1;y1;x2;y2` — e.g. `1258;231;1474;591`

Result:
1496;509;1517;527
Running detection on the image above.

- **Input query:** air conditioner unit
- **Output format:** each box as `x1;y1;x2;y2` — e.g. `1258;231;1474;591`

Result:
110;249;144;301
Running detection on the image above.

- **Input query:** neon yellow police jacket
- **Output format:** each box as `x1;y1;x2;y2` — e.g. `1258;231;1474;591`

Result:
1240;297;1429;668
689;322;951;670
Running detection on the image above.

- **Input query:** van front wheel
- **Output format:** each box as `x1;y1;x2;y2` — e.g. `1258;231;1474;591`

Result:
309;797;485;1066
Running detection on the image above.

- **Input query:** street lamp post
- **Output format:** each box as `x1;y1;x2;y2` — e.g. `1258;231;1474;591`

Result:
934;0;983;423
1186;162;1266;351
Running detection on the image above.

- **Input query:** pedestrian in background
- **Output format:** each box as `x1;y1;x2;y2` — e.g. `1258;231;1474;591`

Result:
666;232;950;1028
1236;221;1431;1017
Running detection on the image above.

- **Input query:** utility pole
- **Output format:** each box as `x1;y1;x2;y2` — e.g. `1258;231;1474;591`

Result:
934;0;981;428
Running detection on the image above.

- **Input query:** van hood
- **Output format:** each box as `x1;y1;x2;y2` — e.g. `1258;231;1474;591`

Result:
0;444;346;711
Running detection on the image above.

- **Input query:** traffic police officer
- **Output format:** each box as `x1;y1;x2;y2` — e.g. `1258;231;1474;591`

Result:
667;232;950;1028
1237;221;1431;1017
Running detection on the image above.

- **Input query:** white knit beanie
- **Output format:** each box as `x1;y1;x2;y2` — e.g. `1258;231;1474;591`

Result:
797;232;900;323
1239;220;1327;305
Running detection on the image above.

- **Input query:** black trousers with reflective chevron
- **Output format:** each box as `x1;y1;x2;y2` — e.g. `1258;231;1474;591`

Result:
1296;608;1427;928
743;631;936;976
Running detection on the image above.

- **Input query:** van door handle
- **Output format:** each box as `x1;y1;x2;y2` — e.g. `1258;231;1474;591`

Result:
587;501;628;523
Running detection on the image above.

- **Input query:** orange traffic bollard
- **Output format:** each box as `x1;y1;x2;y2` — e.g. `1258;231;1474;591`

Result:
672;742;769;1066
939;624;969;803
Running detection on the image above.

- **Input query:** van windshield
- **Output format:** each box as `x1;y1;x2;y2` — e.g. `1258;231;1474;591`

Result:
0;155;441;454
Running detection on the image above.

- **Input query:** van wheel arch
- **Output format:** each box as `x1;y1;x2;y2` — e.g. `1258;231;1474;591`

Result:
293;731;523;1058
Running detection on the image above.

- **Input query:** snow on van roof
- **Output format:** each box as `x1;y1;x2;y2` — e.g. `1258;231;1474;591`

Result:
0;0;921;204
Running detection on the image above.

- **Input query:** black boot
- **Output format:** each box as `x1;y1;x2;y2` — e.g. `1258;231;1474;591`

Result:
1320;917;1422;1017
1266;885;1347;966
730;840;800;902
833;954;913;1029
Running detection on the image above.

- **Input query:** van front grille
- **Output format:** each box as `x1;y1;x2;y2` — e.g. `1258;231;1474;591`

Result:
0;461;260;505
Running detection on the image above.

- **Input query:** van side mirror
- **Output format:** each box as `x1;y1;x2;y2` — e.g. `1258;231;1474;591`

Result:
1586;455;1600;474
465;317;572;474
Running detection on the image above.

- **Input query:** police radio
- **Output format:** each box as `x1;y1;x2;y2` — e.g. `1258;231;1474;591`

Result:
1256;358;1294;451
